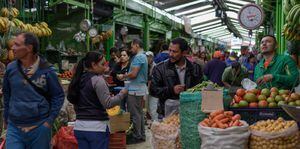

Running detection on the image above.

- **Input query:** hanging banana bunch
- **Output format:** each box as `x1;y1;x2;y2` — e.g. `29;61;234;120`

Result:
1;7;19;18
91;30;113;44
282;4;300;41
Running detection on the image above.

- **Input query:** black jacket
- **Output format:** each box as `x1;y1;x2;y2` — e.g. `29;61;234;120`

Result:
150;58;203;115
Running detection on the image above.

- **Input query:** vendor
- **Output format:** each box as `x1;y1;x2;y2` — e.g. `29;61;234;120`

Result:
254;35;299;90
222;62;248;88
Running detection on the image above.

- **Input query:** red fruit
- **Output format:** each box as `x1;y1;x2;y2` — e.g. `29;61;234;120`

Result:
258;100;268;108
249;102;258;108
236;89;246;97
234;95;243;103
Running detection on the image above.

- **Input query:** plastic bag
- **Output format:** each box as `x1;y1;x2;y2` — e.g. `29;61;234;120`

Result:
241;78;257;90
164;99;179;117
150;121;179;149
52;126;78;149
198;120;250;149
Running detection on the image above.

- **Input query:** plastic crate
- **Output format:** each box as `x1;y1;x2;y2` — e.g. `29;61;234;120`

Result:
109;132;126;149
229;107;293;125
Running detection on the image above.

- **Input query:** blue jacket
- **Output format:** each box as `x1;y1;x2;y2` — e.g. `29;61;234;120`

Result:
3;57;65;127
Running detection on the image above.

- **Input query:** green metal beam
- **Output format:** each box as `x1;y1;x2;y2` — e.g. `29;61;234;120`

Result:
105;0;183;30
49;0;89;9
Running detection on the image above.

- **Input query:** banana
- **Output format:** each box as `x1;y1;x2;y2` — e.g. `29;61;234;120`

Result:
40;22;48;28
292;7;300;24
1;8;9;17
11;8;19;18
287;5;300;21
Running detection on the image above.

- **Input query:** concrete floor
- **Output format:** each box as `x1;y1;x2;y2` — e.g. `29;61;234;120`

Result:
126;127;152;149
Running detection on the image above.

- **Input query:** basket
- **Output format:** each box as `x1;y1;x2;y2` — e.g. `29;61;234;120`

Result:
109;132;126;149
229;107;293;125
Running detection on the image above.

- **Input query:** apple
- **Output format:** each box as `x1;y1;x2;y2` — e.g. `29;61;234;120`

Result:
295;100;300;106
267;97;275;103
239;100;249;108
288;102;296;106
249;102;258;108
275;95;284;102
258;95;267;101
261;88;271;97
268;102;277;108
277;101;286;106
258;100;268;108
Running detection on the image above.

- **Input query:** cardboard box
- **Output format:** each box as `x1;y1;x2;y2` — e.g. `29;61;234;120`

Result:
109;112;130;133
201;89;224;113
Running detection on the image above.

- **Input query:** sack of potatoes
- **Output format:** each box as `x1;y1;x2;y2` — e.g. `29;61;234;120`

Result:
249;117;300;149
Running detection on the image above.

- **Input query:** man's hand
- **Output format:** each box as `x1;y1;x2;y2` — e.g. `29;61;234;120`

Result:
43;122;51;128
120;88;128;95
256;74;273;85
117;74;125;81
173;85;185;95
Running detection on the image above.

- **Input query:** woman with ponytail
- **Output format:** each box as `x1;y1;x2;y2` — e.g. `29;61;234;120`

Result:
67;51;127;149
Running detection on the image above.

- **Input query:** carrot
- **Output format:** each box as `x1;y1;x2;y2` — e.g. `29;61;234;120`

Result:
232;120;240;126
200;121;209;127
211;123;217;128
229;121;234;127
212;114;225;122
215;120;226;129
224;111;234;117
202;118;211;126
232;114;241;121
219;117;230;123
210;110;224;118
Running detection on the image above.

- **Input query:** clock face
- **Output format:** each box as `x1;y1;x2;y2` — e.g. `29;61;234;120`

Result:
80;19;91;32
238;4;264;30
88;28;98;37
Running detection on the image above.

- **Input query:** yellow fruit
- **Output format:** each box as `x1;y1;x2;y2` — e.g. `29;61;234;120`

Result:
106;106;121;116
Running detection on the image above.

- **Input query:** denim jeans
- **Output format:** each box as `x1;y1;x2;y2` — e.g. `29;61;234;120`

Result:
74;127;110;149
6;123;51;149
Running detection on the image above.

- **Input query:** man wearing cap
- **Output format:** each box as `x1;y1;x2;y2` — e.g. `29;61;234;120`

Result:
150;38;203;117
204;51;227;86
222;62;248;88
254;35;299;89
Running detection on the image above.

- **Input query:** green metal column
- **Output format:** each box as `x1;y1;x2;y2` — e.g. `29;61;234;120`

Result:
105;21;115;60
280;0;286;54
143;15;150;51
275;0;284;54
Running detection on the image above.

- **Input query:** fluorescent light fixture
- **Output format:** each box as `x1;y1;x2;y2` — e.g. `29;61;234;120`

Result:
225;0;251;5
226;3;242;9
191;12;216;24
227;11;238;19
132;0;183;24
175;5;212;16
165;0;206;12
192;20;221;29
193;24;222;32
187;9;215;18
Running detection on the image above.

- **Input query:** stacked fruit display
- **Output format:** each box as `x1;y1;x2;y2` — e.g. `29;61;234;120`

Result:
231;88;300;108
282;3;300;41
199;110;243;129
0;7;52;37
58;71;73;79
249;117;299;149
91;30;113;44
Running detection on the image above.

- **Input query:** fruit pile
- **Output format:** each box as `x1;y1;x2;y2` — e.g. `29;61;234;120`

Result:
162;114;180;127
58;71;73;79
249;118;299;149
230;88;300;108
186;81;221;92
0;7;52;36
199;110;243;129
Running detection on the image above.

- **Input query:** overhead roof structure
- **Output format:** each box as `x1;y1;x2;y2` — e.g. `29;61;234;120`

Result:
146;0;263;43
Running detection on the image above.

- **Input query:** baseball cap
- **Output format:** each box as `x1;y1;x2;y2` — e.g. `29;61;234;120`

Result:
145;51;154;57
